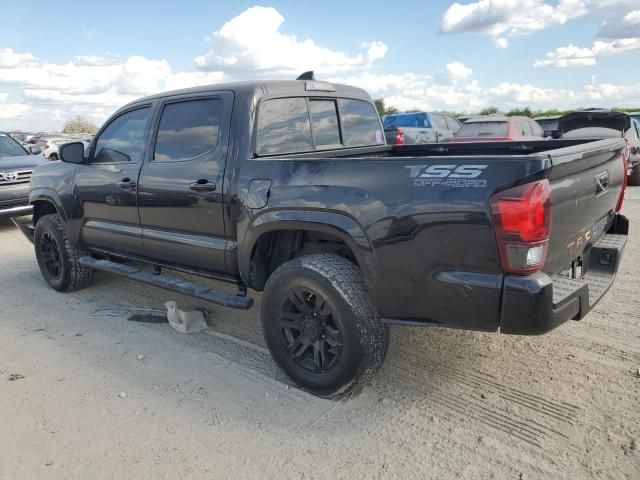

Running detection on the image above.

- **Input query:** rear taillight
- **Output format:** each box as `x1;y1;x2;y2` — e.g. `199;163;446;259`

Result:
617;144;628;212
490;179;552;274
44;143;50;149
395;128;405;145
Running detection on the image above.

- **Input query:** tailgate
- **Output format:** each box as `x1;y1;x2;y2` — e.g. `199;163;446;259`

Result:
544;139;626;276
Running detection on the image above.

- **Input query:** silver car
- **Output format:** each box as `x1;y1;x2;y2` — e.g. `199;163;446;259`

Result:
383;112;460;145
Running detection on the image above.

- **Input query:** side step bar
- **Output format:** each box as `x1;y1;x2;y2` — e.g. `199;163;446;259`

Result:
78;256;253;310
11;216;35;244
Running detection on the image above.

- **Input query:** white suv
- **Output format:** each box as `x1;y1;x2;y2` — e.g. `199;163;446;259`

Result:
43;137;91;161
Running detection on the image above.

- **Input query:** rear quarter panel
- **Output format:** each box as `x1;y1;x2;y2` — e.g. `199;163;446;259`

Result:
235;154;550;330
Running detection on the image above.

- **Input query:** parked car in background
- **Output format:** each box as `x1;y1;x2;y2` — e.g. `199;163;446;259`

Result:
450;115;545;142
383;111;460;144
534;115;561;138
0;131;45;217
43;137;91;161
628;112;640;124
557;110;640;185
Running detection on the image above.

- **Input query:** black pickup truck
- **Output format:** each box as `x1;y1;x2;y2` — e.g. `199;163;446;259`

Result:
16;78;628;397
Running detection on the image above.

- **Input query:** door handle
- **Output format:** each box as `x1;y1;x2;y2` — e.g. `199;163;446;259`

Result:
117;178;136;189
189;180;217;193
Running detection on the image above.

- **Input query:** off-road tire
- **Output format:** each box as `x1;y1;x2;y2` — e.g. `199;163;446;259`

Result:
34;213;93;292
261;253;389;399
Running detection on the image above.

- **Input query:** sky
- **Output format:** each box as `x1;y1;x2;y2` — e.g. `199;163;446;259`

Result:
1;0;640;131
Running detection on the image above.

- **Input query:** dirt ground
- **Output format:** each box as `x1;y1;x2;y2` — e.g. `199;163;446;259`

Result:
1;193;639;480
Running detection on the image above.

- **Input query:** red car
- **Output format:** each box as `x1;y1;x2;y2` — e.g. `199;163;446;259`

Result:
450;115;545;142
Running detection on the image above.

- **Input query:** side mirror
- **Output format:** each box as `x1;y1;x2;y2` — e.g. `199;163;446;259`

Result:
59;142;85;164
29;145;42;155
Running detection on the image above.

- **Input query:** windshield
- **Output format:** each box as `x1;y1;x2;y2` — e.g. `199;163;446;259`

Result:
383;113;431;129
456;121;508;138
0;133;27;157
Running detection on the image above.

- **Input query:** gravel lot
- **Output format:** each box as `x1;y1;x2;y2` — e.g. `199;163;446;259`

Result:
1;192;639;480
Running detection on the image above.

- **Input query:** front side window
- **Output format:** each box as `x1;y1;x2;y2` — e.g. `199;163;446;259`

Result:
256;98;312;155
93;107;150;163
338;99;383;147
154;98;222;162
309;100;340;148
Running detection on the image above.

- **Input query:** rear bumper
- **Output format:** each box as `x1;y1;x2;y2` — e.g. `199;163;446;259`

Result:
499;214;628;334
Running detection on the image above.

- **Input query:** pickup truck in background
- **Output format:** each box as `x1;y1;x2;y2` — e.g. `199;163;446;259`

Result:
556;110;640;186
383;111;460;144
16;77;629;398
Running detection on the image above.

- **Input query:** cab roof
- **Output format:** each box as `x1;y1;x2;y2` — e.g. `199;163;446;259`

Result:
123;79;372;109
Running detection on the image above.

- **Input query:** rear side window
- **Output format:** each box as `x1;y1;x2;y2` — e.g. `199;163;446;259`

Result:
430;114;448;130
338;99;383;147
456;121;508;138
93;107;150;163
515;120;532;137
309;100;341;148
530;120;544;137
154;98;222;162
257;98;312;155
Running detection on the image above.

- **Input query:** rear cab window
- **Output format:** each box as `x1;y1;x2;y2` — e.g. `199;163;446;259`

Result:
256;97;383;156
456;121;509;138
383;113;431;129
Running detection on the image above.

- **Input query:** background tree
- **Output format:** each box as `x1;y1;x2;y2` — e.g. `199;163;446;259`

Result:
62;116;98;134
479;106;500;115
374;99;398;117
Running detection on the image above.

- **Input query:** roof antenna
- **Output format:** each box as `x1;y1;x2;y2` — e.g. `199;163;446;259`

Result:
296;71;315;81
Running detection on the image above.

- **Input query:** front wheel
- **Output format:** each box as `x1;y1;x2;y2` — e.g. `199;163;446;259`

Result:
261;254;389;398
34;214;93;292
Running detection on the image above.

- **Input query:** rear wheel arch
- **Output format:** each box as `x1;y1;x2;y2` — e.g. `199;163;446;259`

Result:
243;219;373;291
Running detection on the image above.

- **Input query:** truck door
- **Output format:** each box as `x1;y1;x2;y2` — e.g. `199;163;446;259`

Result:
137;91;233;273
74;105;152;255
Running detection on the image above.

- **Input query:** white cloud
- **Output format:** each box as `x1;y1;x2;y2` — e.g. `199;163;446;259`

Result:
598;8;640;39
194;6;387;76
0;103;30;120
534;38;640;67
0;48;38;68
495;37;509;48
437;62;473;84
439;0;589;39
439;0;638;46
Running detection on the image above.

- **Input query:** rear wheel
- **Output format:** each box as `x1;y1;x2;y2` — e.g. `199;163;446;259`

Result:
34;214;92;291
628;164;640;186
261;254;389;398
48;153;58;161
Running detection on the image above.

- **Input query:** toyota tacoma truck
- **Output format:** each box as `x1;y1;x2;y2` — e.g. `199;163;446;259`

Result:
0;132;44;217
15;77;629;398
